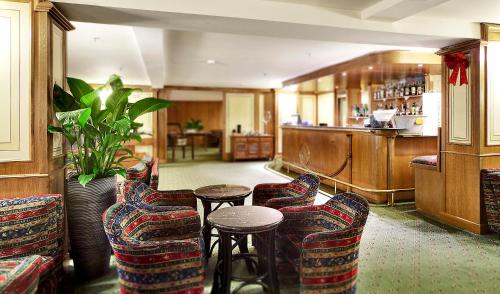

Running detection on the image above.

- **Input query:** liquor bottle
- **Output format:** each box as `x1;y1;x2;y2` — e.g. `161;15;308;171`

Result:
404;83;410;96
411;102;417;115
416;79;423;95
390;103;394;110
411;81;417;96
402;102;407;115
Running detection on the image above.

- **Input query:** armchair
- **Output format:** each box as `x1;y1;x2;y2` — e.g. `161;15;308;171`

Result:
277;192;369;294
252;173;320;209
126;155;158;189
103;202;205;293
481;169;500;233
0;195;65;294
0;255;42;294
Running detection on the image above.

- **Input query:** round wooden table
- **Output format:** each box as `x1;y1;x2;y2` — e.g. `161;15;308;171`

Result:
194;184;252;259
208;206;283;294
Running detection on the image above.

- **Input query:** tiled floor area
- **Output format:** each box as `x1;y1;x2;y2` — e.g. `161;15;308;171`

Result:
71;160;500;294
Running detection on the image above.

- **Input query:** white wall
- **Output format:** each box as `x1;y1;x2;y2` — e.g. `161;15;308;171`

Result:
277;92;298;153
317;93;334;126
225;93;255;152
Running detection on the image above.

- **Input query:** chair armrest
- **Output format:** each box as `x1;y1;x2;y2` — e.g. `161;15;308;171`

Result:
299;227;364;291
150;189;198;210
278;205;324;235
0;256;43;294
266;194;311;210
253;183;305;206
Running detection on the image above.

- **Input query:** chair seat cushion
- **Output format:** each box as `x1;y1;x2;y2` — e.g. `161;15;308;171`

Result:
411;155;437;166
0;255;42;294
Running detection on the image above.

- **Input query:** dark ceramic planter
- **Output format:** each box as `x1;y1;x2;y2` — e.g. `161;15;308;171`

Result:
65;176;117;280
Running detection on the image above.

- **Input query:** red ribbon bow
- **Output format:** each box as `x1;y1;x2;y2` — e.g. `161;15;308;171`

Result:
444;53;469;86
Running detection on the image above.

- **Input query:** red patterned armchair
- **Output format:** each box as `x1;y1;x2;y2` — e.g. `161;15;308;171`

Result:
0;195;65;294
481;169;500;234
252;173;320;209
103;202;205;293
277;192;369;294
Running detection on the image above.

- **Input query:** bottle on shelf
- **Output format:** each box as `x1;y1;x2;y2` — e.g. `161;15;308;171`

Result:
411;102;417;115
410;80;417;96
404;83;410;96
402;101;407;115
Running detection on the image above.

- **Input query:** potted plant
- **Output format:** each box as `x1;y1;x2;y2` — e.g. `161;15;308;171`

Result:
185;118;203;133
49;74;170;279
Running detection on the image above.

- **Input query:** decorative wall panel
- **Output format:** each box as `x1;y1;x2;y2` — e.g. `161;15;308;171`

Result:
448;64;472;145
0;2;31;162
487;42;500;145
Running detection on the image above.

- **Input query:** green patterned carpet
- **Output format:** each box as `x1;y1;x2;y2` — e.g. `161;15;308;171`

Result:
71;160;500;294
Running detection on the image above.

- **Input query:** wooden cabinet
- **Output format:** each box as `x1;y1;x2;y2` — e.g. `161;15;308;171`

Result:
231;135;274;161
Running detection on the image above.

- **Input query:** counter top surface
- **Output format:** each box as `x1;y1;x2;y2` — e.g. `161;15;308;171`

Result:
281;125;437;137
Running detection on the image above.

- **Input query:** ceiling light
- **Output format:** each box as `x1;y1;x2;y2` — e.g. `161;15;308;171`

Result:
418;64;423;67
207;59;216;64
342;72;347;76
368;66;373;70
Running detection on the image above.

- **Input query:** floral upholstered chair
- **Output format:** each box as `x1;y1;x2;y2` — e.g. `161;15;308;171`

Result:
119;180;198;210
481;169;500;233
277;192;369;294
252;173;320;209
0;195;65;294
103;202;205;293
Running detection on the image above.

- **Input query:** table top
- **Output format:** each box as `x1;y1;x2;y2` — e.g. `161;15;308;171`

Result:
194;184;252;201
207;206;283;233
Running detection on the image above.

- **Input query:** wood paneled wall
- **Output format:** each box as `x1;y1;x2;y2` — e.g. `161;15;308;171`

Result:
167;101;224;132
0;0;73;198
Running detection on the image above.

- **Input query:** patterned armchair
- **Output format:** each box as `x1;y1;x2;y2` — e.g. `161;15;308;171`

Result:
252;173;320;209
0;195;65;294
481;169;500;233
103;202;205;293
277;192;369;294
119;180;198;210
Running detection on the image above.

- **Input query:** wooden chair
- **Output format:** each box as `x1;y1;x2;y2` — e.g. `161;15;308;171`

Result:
167;123;191;162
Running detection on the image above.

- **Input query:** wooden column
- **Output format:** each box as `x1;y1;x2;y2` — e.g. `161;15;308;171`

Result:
0;0;73;198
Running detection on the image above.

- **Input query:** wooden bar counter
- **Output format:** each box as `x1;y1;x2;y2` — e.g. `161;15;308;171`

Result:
282;126;437;203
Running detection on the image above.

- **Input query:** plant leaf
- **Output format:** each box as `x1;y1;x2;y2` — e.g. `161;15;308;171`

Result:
53;84;79;112
48;125;63;133
78;108;92;127
105;88;134;121
107;74;124;91
129;98;171;121
56;109;86;124
80;89;100;107
78;174;95;187
67;77;94;100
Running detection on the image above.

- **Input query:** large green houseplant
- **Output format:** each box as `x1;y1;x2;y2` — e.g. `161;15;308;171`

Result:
49;74;170;279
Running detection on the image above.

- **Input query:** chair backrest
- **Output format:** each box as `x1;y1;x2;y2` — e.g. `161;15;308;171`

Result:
481;169;500;233
322;192;370;230
290;173;320;204
126;156;156;188
0;195;64;260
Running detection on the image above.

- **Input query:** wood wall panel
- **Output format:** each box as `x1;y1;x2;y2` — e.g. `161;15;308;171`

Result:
167;101;224;132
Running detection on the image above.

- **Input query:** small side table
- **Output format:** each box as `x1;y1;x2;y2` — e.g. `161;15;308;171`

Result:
208;206;283;294
194;184;252;259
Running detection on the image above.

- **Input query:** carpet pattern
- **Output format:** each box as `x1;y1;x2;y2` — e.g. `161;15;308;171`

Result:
71;160;499;294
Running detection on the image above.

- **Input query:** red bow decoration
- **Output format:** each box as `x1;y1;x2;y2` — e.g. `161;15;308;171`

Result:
444;53;469;86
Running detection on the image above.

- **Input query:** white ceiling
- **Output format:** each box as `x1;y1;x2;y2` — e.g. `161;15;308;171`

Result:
58;0;500;88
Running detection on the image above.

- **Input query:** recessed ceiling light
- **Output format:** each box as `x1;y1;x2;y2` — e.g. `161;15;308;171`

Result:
418;64;424;67
207;59;216;64
368;66;374;70
342;72;347;76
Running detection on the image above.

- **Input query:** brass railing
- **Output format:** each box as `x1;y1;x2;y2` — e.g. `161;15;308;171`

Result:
279;160;415;206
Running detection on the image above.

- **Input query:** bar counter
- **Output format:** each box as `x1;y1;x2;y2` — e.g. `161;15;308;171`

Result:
282;125;437;203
